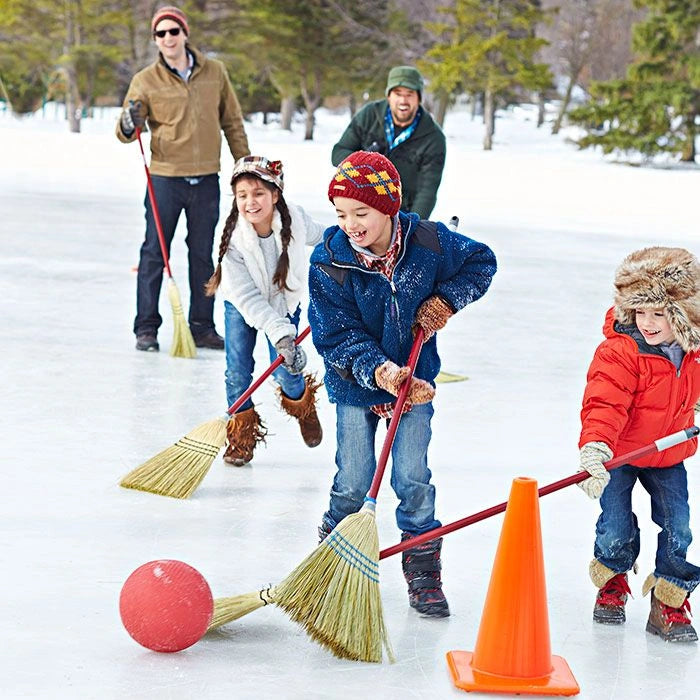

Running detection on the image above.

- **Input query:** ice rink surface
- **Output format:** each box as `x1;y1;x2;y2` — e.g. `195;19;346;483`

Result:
1;104;698;699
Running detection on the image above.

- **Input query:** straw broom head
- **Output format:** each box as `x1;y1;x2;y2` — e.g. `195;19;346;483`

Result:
273;501;394;663
208;586;276;631
166;278;197;359
119;417;227;498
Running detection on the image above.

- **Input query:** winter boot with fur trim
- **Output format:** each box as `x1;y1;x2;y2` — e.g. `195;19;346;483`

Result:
401;533;450;618
644;575;697;642
590;559;630;624
279;374;323;448
223;407;267;467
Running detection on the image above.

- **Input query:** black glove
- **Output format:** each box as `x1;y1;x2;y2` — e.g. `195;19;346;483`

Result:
120;100;146;136
366;140;385;154
274;335;307;375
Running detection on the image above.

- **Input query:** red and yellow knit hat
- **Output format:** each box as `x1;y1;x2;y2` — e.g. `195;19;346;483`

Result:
151;6;189;36
328;151;402;217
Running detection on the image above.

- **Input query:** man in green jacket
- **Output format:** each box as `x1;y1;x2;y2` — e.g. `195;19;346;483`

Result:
117;5;250;352
331;66;446;219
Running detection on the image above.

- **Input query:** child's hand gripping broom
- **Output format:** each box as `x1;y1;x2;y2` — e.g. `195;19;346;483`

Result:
271;328;426;664
208;425;700;635
119;327;311;499
135;125;196;359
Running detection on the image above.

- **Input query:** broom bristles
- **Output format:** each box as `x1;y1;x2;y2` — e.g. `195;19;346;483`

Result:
208;586;276;631
274;503;394;663
166;278;197;359
119;417;227;498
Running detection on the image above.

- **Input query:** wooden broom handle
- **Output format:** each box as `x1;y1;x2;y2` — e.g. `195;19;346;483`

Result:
135;127;173;279
367;328;425;501
227;326;311;416
379;425;700;558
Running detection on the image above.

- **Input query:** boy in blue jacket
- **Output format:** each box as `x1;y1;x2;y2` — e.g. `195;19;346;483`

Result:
308;151;497;617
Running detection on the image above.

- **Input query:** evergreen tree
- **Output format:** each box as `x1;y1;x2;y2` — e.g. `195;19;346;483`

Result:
0;0;134;130
568;0;700;163
423;0;552;149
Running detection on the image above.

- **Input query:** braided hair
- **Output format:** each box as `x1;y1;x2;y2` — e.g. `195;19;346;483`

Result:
205;173;293;296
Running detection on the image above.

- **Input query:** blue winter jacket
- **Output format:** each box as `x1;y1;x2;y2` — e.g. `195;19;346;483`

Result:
308;212;497;406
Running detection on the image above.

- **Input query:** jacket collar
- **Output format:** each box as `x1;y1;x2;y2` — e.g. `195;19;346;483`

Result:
324;211;419;267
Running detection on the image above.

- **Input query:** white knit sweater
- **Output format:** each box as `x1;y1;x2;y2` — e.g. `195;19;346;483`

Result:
218;203;325;344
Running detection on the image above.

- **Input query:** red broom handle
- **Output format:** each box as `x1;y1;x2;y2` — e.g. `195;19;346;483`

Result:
379;425;700;559
226;326;311;416
135;126;173;279
367;328;425;501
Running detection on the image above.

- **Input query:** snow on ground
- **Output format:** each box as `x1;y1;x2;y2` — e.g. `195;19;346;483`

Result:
1;102;699;699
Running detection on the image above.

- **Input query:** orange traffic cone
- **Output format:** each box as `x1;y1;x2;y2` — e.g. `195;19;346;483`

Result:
446;477;580;696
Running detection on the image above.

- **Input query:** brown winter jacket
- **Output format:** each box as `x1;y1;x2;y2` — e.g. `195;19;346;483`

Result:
116;45;249;176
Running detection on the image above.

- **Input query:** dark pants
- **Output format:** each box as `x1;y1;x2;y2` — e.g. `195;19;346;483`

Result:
134;174;220;338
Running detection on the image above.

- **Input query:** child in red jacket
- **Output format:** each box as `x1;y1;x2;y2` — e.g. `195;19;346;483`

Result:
578;247;700;642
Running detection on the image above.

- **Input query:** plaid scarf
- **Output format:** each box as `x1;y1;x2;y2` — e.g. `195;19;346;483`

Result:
354;217;403;280
384;105;422;152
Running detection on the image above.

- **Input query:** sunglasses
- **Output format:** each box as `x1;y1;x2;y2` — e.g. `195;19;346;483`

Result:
153;27;181;38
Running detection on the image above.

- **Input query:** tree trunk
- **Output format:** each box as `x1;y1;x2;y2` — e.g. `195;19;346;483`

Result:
300;68;321;141
348;93;357;117
552;74;577;135
434;90;449;128
471;93;481;121
536;91;546;128
483;88;494;150
680;112;696;163
64;1;81;133
280;96;294;131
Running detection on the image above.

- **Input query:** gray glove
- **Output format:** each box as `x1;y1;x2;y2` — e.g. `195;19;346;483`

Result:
577;441;613;499
120;100;146;136
274;335;306;375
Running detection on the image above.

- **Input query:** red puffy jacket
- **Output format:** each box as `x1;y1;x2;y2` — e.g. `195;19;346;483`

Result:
579;308;700;466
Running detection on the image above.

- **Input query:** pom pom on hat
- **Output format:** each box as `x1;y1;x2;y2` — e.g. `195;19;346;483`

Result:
328;151;402;217
152;6;189;36
231;156;284;191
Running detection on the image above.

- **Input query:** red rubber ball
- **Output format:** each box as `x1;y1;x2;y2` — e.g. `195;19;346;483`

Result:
119;559;213;652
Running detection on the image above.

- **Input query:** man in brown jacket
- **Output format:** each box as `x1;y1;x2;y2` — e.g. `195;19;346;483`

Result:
117;5;250;351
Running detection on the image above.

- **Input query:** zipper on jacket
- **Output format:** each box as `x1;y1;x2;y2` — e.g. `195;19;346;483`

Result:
325;221;415;337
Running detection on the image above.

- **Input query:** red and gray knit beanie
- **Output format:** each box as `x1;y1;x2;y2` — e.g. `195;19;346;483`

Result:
328;151;402;217
151;6;189;35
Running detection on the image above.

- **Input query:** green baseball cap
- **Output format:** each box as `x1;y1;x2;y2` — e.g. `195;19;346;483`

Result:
386;66;424;97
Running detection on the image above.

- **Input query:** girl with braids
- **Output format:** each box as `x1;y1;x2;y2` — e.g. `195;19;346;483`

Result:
205;156;325;466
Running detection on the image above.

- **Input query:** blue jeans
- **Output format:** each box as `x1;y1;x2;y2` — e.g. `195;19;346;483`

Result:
323;402;441;535
223;301;305;411
594;463;700;593
134;174;220;338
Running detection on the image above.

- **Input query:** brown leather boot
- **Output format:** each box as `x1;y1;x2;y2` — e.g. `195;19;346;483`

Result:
223;407;267;466
279;374;323;448
646;580;697;642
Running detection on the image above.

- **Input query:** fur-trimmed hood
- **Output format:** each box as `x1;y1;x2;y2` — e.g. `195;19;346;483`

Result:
614;246;700;352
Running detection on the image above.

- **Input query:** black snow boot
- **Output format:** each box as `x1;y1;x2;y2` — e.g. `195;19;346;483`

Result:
318;519;334;544
594;573;631;625
401;533;450;618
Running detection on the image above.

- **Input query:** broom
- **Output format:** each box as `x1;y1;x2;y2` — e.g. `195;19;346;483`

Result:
135;125;196;359
119;327;311;499
269;329;426;663
208;425;700;633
